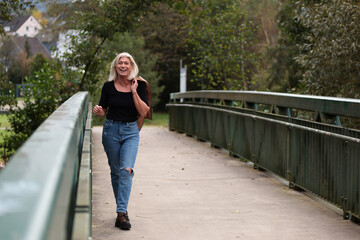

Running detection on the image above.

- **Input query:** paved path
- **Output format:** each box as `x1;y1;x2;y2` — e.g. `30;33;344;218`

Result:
92;126;360;240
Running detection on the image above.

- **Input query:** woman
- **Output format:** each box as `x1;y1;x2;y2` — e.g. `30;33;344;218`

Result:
93;52;150;230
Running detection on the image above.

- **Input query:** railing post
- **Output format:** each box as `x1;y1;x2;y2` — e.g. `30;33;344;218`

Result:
287;125;292;188
315;112;341;126
342;140;349;220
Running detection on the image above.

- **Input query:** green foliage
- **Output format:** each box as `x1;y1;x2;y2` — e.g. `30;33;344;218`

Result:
0;35;32;85
24;38;31;58
0;128;15;163
0;66;16;107
186;0;260;90
266;0;308;92
295;0;360;97
0;114;10;129
135;3;189;110
30;54;48;78
3;59;80;157
0;38;45;88
10;52;31;84
266;0;360;97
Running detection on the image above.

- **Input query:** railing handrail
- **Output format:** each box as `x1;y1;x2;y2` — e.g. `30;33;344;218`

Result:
0;91;89;240
170;90;360;118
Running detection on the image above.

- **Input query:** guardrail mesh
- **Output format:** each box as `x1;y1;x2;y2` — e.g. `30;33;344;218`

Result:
167;91;360;220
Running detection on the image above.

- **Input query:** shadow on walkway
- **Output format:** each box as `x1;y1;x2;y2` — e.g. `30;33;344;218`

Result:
92;126;360;240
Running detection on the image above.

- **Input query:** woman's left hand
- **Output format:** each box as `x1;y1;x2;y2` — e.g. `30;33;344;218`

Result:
131;79;138;93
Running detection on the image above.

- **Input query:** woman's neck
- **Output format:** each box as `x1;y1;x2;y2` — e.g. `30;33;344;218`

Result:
116;76;130;86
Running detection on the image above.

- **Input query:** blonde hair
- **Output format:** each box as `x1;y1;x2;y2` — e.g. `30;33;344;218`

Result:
108;52;139;81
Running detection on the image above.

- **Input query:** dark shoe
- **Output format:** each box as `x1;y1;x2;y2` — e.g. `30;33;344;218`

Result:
115;212;131;230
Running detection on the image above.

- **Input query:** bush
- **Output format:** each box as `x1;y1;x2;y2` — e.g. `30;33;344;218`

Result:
3;60;80;160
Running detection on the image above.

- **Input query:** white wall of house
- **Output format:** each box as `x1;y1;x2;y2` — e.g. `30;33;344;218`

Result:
54;30;80;60
15;16;42;37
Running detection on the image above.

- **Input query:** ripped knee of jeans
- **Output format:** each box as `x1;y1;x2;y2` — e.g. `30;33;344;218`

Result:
123;167;134;175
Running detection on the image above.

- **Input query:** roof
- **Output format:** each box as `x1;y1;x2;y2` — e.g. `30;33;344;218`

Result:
5;15;32;32
13;36;51;59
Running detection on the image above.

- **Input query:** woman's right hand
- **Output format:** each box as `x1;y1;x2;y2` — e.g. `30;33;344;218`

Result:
93;105;106;118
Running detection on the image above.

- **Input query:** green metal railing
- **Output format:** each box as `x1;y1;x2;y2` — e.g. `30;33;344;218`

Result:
167;90;360;220
0;92;92;240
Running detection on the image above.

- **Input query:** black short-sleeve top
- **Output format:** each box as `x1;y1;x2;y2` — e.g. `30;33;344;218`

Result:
98;80;148;122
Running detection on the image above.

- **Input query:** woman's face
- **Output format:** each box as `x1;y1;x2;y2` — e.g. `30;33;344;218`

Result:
116;57;132;79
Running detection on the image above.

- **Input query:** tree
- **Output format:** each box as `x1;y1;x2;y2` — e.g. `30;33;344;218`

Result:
186;0;259;90
0;35;16;73
0;64;16;107
24;38;31;58
30;53;47;78
0;0;34;36
242;0;280;48
7;50;31;85
295;0;360;98
32;9;48;26
135;3;189;110
266;0;309;92
239;0;281;91
59;0;170;93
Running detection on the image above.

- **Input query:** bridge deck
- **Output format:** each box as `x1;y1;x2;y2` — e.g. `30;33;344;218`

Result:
92;126;360;240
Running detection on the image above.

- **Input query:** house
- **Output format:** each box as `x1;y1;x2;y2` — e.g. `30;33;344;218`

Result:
1;15;51;59
4;15;42;38
13;36;51;59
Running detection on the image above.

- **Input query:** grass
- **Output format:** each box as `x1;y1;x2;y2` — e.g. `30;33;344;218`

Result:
144;112;168;127
0;114;11;128
92;112;169;128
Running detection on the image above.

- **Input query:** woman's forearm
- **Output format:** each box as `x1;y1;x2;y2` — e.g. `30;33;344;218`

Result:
93;105;107;118
132;91;149;117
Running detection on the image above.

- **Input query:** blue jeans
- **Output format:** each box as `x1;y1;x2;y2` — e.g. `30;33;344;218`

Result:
102;119;139;213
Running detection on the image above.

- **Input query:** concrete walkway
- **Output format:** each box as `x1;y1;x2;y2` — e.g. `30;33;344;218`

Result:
92;126;360;240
